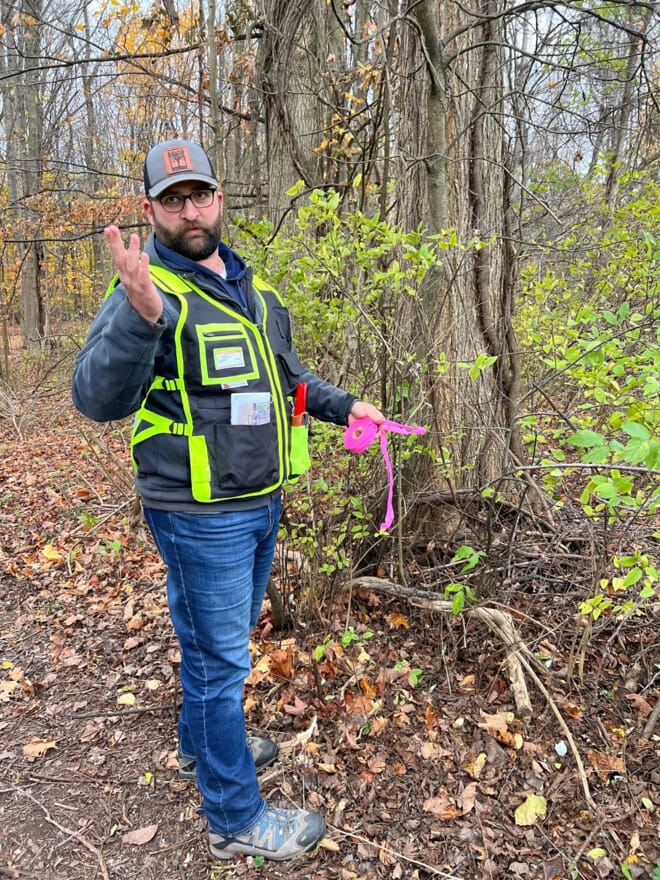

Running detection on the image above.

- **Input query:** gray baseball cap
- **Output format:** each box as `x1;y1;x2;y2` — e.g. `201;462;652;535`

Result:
143;139;218;197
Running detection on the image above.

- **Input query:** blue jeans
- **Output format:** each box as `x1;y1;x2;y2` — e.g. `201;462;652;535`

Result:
143;496;281;835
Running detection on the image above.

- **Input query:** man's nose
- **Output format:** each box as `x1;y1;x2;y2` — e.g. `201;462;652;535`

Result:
181;197;201;219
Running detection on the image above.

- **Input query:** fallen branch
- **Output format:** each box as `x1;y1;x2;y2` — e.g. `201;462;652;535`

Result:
343;575;597;811
330;825;464;879
345;576;533;720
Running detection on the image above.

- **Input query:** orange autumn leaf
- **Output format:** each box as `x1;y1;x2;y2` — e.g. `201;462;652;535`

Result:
270;648;295;680
386;612;410;630
358;677;377;699
424;702;439;729
23;738;57;757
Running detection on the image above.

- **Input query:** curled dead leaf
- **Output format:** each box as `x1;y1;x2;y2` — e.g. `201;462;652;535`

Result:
463;752;487;779
121;824;159;846
423;790;462;821
587;749;625;781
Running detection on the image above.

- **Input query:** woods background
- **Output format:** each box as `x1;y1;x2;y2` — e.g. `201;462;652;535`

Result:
1;0;657;602
0;2;658;878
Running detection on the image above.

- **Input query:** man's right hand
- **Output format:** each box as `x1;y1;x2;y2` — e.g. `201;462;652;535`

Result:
104;226;163;324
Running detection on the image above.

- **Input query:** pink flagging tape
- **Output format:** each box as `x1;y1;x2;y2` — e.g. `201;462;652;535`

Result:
343;417;426;530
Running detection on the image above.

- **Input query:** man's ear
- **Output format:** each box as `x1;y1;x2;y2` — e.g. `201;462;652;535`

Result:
143;198;155;227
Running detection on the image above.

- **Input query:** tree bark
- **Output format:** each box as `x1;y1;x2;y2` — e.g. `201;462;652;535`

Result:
256;0;332;222
0;0;45;354
397;0;523;503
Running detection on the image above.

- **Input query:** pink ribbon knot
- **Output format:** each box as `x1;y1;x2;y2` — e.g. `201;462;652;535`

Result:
343;417;426;530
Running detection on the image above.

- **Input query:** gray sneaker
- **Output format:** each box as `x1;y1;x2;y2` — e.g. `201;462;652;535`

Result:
178;735;279;780
209;805;325;861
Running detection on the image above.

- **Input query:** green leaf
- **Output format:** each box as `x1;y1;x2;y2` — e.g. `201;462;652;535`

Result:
468;353;498;381
569;429;605;448
286;180;305;197
586;848;607;860
622;421;651;440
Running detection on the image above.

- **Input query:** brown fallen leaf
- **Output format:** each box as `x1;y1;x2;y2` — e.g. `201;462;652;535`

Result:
23;738;57;757
121;824;159;846
625;693;652;717
588;749;625;781
423;789;462;821
424;702;439;729
459;781;478;814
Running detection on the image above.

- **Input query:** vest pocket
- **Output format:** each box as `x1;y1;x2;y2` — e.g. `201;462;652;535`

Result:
196;323;260;386
289;424;311;480
208;421;281;496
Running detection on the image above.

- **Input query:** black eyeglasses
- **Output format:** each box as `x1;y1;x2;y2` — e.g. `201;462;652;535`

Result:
156;189;216;213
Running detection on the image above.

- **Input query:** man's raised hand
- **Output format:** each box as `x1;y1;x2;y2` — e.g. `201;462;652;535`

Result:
104;226;163;324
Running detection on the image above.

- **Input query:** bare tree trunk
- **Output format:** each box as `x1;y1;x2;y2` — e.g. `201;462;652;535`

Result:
397;0;522;500
0;0;45;354
81;5;109;296
256;0;329;222
604;8;654;206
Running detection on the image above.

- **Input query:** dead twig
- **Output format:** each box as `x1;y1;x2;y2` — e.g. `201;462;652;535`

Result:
330;824;465;878
19;789;110;880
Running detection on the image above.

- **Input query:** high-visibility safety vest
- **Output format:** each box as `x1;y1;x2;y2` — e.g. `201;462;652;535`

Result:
107;264;304;503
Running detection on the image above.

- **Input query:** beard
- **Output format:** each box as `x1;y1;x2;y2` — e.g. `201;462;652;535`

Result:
152;212;224;261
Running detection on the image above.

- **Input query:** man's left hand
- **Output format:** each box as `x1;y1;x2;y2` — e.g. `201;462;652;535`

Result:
348;400;385;425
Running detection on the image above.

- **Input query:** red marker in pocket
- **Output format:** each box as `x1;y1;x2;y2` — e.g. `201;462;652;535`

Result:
292;382;308;426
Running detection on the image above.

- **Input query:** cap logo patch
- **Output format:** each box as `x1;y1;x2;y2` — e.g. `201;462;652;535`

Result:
163;146;193;176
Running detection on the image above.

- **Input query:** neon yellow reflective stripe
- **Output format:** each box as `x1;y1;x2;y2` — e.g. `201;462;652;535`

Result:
148;264;195;294
132;408;190;444
189;435;212;502
151;376;184;391
253;275;285;306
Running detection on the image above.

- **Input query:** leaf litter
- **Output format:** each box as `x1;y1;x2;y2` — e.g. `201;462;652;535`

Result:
0;395;658;879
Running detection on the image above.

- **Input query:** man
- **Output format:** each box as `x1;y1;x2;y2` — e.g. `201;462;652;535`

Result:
72;139;384;862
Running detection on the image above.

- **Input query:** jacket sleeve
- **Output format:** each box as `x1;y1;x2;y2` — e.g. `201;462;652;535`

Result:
71;285;166;422
303;370;357;426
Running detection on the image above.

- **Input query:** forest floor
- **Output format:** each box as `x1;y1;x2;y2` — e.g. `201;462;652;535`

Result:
0;390;658;880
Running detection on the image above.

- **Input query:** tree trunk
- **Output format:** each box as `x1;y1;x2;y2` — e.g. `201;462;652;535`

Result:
397;0;522;500
604;7;654;206
256;0;331;222
0;0;45;354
